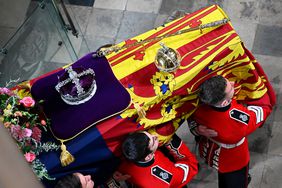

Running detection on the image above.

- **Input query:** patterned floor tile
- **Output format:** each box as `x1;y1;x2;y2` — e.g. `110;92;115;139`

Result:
84;35;115;52
258;0;282;27
68;5;93;35
260;155;282;188
231;20;257;50
159;0;196;15
267;121;282;156
126;0;162;14
117;11;157;40
225;0;260;22
253;24;282;57
85;8;123;38
93;0;127;10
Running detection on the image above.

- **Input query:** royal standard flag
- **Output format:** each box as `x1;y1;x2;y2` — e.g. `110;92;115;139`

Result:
12;4;275;186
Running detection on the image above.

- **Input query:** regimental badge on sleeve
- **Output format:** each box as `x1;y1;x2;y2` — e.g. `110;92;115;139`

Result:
229;108;250;125
151;166;172;184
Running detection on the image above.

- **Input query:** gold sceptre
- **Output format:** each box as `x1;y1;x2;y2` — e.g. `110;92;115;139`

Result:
95;18;230;57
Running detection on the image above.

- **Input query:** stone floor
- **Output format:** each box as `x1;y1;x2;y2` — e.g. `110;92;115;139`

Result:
1;0;282;187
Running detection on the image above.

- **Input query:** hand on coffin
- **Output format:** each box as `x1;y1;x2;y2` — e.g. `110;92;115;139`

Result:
113;171;131;182
196;125;218;138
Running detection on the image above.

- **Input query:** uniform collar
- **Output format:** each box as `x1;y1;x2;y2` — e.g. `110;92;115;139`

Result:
212;102;232;112
135;157;155;167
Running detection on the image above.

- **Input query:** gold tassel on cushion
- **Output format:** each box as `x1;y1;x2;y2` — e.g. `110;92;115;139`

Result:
133;102;146;118
60;141;75;166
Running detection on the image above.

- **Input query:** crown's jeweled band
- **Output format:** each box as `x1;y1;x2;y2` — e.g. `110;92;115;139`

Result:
55;66;97;105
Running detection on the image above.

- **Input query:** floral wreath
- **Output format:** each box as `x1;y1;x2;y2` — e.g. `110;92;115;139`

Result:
0;87;59;180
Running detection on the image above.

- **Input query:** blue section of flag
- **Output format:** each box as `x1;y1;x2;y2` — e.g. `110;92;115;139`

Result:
39;126;120;187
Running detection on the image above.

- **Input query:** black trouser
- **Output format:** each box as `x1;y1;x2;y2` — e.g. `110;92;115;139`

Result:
218;164;249;188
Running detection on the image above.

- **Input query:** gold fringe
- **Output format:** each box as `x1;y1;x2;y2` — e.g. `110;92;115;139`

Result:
60;142;75;166
133;102;146;118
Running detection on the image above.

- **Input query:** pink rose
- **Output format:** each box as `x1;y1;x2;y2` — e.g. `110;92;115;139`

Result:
24;152;36;163
20;97;35;107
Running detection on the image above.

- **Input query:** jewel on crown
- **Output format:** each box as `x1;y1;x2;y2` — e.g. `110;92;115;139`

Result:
55;66;97;105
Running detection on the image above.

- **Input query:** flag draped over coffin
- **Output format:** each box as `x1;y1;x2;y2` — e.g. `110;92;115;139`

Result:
17;4;273;185
106;4;271;141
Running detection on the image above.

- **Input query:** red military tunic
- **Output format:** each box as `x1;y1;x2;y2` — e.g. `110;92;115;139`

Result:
192;87;275;173
118;135;198;188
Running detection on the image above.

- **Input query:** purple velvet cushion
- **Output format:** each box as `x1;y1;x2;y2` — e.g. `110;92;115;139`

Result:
31;53;131;140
